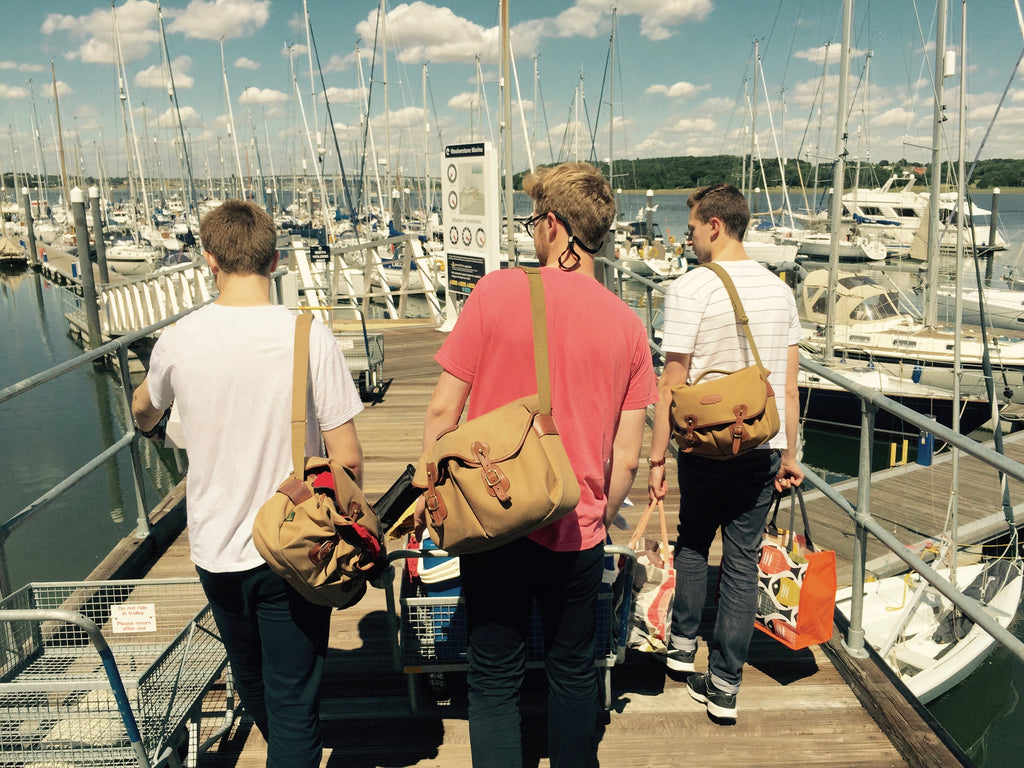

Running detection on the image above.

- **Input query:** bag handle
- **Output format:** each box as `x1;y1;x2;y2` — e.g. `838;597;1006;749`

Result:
700;262;767;373
628;499;671;557
520;266;553;415
766;486;813;553
290;313;314;478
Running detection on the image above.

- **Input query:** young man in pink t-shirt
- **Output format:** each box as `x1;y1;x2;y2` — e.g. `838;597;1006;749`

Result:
421;162;658;767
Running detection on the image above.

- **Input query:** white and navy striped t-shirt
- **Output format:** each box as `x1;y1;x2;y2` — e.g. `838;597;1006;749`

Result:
661;259;801;450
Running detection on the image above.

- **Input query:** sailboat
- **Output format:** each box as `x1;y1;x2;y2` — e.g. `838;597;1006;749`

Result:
793;0;997;437
833;0;1022;705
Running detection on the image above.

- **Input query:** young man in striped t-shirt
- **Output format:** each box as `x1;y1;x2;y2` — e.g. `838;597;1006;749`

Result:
647;182;803;722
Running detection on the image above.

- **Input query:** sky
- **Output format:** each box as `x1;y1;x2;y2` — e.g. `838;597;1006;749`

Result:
3;0;1024;194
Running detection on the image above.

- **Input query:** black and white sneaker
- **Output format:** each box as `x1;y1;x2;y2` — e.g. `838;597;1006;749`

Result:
664;646;697;673
686;672;737;721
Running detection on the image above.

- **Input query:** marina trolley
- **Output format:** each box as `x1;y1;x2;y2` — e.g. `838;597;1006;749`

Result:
383;543;638;712
0;578;231;768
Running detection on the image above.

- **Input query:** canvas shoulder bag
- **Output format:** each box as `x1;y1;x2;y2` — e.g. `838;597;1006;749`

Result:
252;313;383;609
413;267;580;555
669;262;780;458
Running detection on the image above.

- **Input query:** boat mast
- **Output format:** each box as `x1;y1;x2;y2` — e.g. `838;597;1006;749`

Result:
380;0;393;221
923;0;949;327
303;0;323;171
502;0;515;263
156;1;198;222
949;0;968;594
219;38;246;200
27;81;49;216
50;61;72;215
824;0;853;360
608;7;616;212
112;2;152;239
422;63;432;237
748;40;759;200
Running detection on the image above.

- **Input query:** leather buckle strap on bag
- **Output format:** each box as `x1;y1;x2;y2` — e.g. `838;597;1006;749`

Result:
412;267;580;555
669;262;780;458
252;313;384;609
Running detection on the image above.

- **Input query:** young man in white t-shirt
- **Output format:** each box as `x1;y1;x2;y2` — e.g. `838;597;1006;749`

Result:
132;200;363;768
647;183;803;723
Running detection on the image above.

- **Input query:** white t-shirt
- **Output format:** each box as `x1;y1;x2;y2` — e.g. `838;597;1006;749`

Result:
146;304;364;572
661;260;801;451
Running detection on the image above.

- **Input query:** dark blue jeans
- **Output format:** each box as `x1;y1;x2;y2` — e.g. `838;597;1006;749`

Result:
197;564;332;768
460;537;604;768
672;449;779;693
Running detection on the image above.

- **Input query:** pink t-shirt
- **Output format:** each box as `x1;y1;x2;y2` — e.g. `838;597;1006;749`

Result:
436;268;658;552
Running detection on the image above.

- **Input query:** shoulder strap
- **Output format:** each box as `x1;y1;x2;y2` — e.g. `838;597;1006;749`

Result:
700;262;766;372
519;266;553;415
291;313;313;477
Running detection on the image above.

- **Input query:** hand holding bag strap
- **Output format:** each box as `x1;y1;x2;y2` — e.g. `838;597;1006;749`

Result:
628;499;671;556
701;262;767;373
520;266;554;415
291;313;314;478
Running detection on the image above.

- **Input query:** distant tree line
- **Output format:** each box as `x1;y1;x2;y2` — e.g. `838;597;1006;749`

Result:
514;156;1024;191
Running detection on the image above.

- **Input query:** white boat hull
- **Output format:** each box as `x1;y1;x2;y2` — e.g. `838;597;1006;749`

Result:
836;561;1023;703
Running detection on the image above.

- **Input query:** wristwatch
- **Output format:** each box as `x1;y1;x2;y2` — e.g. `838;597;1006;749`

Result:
647;457;666;468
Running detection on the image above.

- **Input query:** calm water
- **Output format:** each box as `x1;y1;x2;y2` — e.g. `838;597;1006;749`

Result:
0;268;183;588
4;190;1024;765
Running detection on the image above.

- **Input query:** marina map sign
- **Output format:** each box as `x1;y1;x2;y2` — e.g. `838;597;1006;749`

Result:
442;142;499;296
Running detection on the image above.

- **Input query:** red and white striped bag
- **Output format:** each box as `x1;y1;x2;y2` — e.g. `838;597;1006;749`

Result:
624;500;676;653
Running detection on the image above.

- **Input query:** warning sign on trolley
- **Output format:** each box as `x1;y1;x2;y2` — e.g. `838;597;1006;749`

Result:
111;603;158;633
442;142;499;296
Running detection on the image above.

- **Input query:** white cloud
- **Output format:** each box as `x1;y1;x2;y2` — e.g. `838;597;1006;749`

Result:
872;107;916;128
155;104;202;129
322;87;361;106
357;2;498;65
165;0;270;41
0;61;46;73
43;81;73;100
239;87;288;105
666;117;719;133
646;81;707;99
0;84;29;99
234;57;261;71
134;56;194;90
42;0;160;65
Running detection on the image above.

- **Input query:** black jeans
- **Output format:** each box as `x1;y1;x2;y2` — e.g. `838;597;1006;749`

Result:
460;537;604;768
672;449;779;692
197;564;332;768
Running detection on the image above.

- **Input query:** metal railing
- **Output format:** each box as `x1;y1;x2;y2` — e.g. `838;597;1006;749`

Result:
596;255;1024;668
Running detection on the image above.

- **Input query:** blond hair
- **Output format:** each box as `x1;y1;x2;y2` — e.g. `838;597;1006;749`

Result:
522;162;615;252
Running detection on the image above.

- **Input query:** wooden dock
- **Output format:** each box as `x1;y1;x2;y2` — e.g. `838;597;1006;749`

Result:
117;324;983;768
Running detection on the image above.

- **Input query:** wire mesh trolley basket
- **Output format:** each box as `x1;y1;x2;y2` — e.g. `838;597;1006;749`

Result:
383;544;637;712
0;578;232;768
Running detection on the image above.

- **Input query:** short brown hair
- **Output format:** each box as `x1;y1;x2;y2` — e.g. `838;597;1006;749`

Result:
522;162;614;252
199;199;277;275
687;183;750;240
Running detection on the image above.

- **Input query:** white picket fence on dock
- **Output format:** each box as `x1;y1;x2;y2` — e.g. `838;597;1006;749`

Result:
99;263;213;337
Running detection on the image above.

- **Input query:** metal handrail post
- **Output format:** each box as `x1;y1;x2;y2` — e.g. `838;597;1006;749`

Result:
644;284;655;339
0;530;11;598
843;398;876;658
118;345;151;537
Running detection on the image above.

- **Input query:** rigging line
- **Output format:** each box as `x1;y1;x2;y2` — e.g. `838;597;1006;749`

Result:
778;0;805;87
588;25;613;165
308;18;357;226
358;16;384;222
